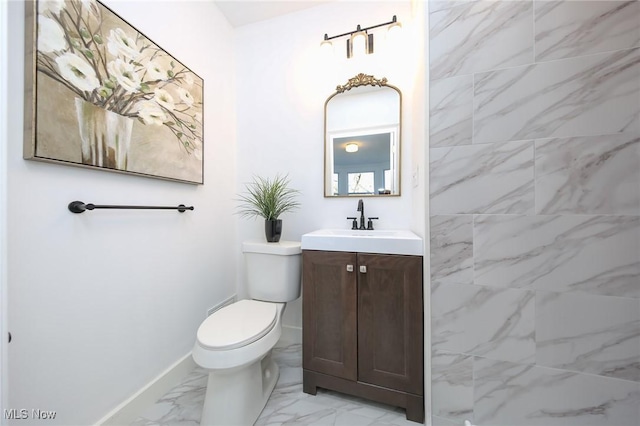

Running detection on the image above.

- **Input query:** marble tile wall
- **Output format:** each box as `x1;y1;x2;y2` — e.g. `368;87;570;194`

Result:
428;1;640;425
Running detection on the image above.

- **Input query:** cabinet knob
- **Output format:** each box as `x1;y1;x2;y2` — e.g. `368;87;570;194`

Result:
360;265;367;273
346;264;354;272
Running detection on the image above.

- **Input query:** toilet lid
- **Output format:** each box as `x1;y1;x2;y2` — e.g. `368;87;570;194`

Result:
197;300;277;350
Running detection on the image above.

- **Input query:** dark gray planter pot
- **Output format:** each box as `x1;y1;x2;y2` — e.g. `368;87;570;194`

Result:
265;219;282;242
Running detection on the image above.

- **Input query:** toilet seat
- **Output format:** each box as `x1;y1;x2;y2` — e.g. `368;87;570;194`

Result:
197;300;277;350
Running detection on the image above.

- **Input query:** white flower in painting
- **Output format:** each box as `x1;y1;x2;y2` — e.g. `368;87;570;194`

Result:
177;87;194;107
107;28;139;60
146;61;167;81
107;59;141;93
38;15;67;53
136;101;167;126
80;0;100;18
184;73;194;87
153;88;175;111
40;0;65;16
55;53;100;92
80;0;96;9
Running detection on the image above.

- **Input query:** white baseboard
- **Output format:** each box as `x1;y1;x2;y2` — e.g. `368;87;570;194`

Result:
206;294;236;317
96;352;196;426
97;323;299;424
277;324;302;347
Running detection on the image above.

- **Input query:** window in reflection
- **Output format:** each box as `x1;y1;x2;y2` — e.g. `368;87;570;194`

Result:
348;172;375;194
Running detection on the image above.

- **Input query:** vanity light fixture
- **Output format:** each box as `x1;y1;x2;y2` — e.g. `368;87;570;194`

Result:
321;15;400;59
345;143;359;153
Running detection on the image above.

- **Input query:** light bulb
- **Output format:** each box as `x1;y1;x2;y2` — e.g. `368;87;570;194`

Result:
320;39;334;58
387;21;402;46
350;31;367;58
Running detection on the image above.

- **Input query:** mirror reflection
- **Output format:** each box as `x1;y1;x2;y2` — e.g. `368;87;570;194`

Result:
324;74;401;197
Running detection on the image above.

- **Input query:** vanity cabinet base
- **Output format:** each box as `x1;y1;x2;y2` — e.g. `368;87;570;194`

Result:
302;250;424;424
303;369;424;423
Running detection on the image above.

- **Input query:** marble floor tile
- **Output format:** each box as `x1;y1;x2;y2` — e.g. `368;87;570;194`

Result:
131;344;418;426
130;367;207;426
431;415;463;426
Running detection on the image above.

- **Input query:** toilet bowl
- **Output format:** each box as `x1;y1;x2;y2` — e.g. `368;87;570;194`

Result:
192;241;301;425
192;300;285;425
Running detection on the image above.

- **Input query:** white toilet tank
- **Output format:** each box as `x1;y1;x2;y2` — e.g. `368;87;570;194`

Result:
242;241;301;302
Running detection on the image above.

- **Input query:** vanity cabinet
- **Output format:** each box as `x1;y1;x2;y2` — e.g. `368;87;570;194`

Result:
302;250;424;423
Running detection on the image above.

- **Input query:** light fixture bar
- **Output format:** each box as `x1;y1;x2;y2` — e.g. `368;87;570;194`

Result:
322;15;397;42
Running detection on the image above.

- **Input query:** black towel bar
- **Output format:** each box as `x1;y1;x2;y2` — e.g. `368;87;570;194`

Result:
68;201;194;213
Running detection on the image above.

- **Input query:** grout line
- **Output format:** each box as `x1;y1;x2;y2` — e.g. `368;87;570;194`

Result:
431;130;640;150
532;0;537;64
469;213;640;218
430;46;639;84
472;213;476;288
533;135;537;216
471;71;476;145
535;45;640;66
471;352;640;385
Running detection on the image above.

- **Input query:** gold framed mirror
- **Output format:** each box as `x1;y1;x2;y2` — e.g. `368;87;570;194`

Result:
324;74;401;197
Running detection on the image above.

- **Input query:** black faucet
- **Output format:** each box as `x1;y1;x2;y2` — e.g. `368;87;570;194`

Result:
357;199;365;230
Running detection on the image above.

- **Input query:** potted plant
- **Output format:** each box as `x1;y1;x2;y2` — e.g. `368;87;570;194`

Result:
237;174;301;242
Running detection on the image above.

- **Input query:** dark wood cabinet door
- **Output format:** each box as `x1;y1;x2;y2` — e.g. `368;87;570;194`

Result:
302;250;358;381
357;254;423;395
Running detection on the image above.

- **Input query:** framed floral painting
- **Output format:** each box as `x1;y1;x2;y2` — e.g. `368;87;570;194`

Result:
24;0;204;184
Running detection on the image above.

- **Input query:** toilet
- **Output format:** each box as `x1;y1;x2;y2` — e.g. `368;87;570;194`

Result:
192;240;302;425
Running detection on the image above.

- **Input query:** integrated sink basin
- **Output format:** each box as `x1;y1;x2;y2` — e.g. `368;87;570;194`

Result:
301;229;423;256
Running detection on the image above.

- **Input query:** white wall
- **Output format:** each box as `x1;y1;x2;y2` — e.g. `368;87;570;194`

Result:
5;1;236;424
0;0;9;421
234;0;424;329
